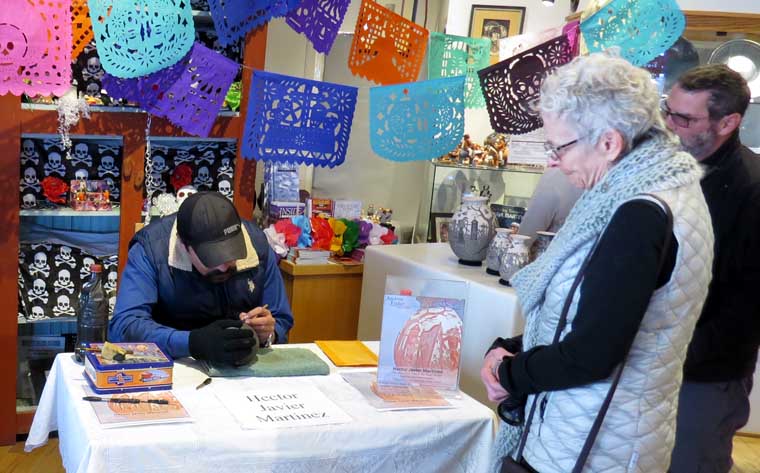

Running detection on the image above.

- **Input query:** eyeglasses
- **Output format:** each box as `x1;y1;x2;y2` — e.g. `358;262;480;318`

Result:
544;137;582;160
660;98;710;129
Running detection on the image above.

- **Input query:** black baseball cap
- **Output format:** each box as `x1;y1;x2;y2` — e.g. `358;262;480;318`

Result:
177;192;246;268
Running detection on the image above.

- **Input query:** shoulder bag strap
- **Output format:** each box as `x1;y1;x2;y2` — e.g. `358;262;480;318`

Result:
571;194;674;473
513;234;604;461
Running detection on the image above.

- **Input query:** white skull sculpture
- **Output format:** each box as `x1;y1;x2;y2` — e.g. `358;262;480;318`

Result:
218;180;233;199
176;185;197;204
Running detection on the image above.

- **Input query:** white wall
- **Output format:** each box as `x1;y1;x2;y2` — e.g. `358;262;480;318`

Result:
446;0;574;143
578;0;760;13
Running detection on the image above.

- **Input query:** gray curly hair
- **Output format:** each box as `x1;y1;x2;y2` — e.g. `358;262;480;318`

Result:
538;50;667;152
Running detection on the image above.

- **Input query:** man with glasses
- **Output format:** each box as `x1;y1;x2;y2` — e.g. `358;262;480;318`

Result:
666;64;760;473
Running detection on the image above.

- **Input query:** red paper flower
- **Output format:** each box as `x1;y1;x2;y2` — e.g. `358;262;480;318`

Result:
170;163;193;192
380;229;396;245
274;219;302;247
41;176;69;204
310;216;334;250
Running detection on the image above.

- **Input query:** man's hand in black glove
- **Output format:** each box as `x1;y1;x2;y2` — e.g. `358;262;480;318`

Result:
189;319;255;364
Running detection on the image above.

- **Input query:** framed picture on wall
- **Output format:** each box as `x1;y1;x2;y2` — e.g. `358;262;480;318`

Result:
468;5;526;64
378;0;416;21
430;213;454;243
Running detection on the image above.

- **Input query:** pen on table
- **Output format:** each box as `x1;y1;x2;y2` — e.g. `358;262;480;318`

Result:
196;377;212;390
82;395;169;405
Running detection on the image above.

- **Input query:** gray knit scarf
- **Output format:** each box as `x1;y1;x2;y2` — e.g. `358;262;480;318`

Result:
490;129;703;468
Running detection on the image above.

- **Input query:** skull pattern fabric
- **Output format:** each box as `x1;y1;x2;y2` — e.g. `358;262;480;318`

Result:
19;137;122;209
145;140;237;203
18;242;118;322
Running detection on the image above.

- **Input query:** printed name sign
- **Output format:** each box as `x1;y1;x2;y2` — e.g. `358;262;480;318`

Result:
217;385;352;430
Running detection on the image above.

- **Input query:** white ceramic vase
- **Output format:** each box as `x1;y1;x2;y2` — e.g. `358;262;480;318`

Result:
448;195;497;266
486;228;512;276
499;234;531;285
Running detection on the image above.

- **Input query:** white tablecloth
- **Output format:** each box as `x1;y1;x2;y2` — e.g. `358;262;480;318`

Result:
358;243;524;407
25;343;497;473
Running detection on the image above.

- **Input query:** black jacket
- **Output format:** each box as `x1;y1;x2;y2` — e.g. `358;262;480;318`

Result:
683;134;760;382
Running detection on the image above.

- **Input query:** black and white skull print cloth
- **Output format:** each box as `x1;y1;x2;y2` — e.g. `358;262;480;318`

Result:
18;242;118;322
19;137;123;209
146;140;237;203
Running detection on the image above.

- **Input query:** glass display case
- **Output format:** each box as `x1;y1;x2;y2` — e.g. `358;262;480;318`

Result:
414;162;543;243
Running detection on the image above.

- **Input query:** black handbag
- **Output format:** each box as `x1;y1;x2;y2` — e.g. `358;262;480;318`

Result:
501;196;673;473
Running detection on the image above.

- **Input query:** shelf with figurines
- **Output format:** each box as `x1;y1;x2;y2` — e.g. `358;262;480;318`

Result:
432;132;545;175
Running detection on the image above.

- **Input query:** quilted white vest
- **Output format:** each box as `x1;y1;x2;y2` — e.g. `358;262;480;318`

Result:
521;183;714;473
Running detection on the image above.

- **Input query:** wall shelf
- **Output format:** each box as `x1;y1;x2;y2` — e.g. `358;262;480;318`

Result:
20;209;121;217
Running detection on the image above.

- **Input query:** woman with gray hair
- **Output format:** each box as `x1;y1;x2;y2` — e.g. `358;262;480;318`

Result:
480;51;714;472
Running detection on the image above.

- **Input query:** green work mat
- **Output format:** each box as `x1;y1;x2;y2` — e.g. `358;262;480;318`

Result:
205;347;330;377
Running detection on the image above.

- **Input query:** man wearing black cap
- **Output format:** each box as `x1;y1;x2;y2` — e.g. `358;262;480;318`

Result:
109;192;293;365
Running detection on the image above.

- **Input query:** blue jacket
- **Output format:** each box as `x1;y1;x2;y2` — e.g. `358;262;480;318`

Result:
109;215;293;359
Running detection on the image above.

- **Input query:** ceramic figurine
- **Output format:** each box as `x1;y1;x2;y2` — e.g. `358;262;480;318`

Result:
486;228;513;276
449;195;497;266
499;234;531;285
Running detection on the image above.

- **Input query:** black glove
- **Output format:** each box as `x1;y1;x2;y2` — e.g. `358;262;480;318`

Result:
189;319;255;365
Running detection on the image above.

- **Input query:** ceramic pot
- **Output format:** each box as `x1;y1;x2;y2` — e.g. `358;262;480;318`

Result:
449;195;497;266
530;231;556;262
486;228;513;276
499;234;531;285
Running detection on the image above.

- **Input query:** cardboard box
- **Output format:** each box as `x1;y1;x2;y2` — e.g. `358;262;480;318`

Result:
84;342;173;394
269;201;305;219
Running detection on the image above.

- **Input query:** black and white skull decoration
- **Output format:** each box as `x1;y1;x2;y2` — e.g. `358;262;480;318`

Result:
194;166;213;188
29;251;51;278
146;171;167;194
21;193;37;209
82;56;104;82
196;149;216;166
108;296;116;315
54;245;76;269
97;155;119;178
70;142;93;167
44;151;66;176
103;255;118;271
74;168;89;181
176;185;197;204
28;278;49;305
218;179;233;199
80;256;95;279
151;153;168;174
174;149;195;165
21;139;39;166
104;178;120;201
85;81;101;98
217;157;233;179
21;167;41;192
54;269;75;294
28;306;46;321
104;271;118;292
53;295;75;317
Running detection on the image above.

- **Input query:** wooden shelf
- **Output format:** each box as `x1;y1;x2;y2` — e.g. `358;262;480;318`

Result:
20;209;120;217
279;259;364;276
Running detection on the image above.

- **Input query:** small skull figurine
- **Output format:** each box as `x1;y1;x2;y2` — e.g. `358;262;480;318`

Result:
176;185;198;204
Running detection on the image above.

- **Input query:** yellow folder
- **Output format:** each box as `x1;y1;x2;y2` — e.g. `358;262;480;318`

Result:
315;340;379;367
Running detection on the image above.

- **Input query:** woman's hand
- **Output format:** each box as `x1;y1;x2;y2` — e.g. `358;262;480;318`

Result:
481;347;514;403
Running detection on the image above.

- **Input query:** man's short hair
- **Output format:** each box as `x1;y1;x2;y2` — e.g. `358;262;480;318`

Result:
676;64;751;120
